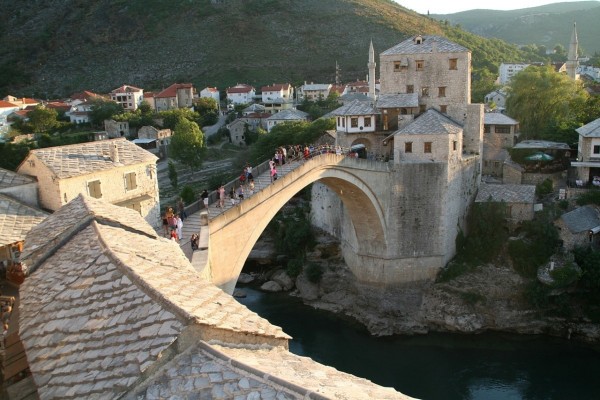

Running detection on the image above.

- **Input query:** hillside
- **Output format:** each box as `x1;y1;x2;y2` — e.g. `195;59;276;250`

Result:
1;0;533;98
432;1;600;54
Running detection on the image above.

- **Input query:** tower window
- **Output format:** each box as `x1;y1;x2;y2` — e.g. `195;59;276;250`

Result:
424;142;432;153
440;105;447;113
406;85;414;94
405;142;413;153
438;86;446;97
421;87;429;97
449;58;458;70
416;60;425;71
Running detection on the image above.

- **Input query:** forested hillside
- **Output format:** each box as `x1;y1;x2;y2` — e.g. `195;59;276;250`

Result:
0;0;538;98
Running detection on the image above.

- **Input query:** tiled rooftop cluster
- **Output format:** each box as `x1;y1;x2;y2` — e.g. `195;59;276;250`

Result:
381;35;469;55
0;167;35;190
0;194;48;247
397;109;462;135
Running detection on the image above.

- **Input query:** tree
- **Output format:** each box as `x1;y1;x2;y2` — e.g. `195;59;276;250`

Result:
28;105;58;133
89;99;123;127
168;160;178;188
169;118;205;171
194;97;218;115
505;65;588;140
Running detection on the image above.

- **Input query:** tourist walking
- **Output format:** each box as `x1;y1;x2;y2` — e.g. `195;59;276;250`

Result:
177;197;187;221
246;162;253;181
201;189;209;208
248;179;255;195
176;214;183;241
218;185;225;208
271;166;278;182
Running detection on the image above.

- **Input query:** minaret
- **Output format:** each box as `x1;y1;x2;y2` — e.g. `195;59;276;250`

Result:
566;22;579;80
368;40;376;100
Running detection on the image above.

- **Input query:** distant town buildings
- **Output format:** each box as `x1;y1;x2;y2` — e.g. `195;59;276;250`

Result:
154;83;195;112
226;84;256;105
110;84;144;111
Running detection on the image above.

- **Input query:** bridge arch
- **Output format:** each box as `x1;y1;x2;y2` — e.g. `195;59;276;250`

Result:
207;154;389;294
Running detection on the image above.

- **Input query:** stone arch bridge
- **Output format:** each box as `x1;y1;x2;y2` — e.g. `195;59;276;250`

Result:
198;153;479;294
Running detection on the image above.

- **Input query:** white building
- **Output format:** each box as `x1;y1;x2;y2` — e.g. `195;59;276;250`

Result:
484;89;508;108
498;63;530;85
226;84;256;105
299;83;332;101
110;84;144;111
199;87;220;104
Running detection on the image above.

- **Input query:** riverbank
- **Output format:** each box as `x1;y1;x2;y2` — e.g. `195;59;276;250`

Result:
242;229;600;344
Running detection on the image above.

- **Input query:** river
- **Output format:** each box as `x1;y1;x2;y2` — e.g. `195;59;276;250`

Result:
236;286;600;400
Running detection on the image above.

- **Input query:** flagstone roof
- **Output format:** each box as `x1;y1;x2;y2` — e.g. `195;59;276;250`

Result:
560;205;600;233
21;138;157;179
576;117;600;137
381;35;468;55
484;113;518;125
330;99;379;116
20;195;289;400
0;167;35;189
475;183;536;204
0;194;47;246
376;93;419;108
396;109;462;135
267;109;309;121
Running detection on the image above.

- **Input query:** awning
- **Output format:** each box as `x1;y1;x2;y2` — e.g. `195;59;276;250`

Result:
113;194;154;208
590;226;600;235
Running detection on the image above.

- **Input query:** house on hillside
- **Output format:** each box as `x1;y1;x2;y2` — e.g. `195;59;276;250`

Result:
135;126;173;158
227;119;247;146
144;91;157;110
498;63;530;85
484;89;508;109
556;205;600;249
3;96;40;109
240;112;270;131
110;84;144;111
475;183;536;224
484;112;519;148
226;84;255;105
571;117;600;185
154;83;195;111
299;83;332;102
0;100;19;130
482;143;510;178
260;83;293;114
266;109;309;132
16;138;160;227
104;119;130;138
200;87;220;104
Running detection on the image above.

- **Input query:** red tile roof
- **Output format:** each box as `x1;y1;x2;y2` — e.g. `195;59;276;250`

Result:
226;84;254;94
22;98;39;104
203;87;219;93
70;91;103;101
261;83;291;92
111;85;143;94
330;84;346;94
155;83;193;98
46;101;71;111
144;92;156;98
0;100;18;108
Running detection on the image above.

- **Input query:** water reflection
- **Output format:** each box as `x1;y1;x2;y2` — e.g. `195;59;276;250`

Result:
237;287;600;400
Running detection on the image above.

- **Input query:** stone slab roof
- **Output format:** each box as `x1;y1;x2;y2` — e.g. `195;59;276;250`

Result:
513;140;570;150
576;117;600;137
211;344;414;399
560;205;600;233
330;99;379;116
376;93;419;109
381;35;468;55
475;183;536;204
339;93;370;102
267;109;309;121
0;167;35;189
396;108;462;135
0;194;47;246
484;113;518;126
20;195;289;399
22;138;157;179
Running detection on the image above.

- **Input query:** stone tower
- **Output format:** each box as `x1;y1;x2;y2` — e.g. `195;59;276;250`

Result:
368;40;376;100
566;22;579;80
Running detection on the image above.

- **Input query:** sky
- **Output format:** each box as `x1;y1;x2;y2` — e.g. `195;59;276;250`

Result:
395;0;594;15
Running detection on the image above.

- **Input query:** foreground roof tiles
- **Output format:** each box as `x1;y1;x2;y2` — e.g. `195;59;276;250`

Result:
576;117;600;137
397;108;462;135
0;194;47;246
0;167;35;189
475;183;536;204
20;195;289;400
381;35;469;55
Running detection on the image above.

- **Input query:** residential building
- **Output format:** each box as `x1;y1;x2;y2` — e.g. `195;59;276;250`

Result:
143;91;157;110
134;125;173;157
580;65;600;81
226;84;255;105
556;205;600;249
484;89;508;109
67;101;94;124
261;83;293;103
110;84;144;111
572;117;600;184
104;119;130;138
16;138;160;227
227;119;248;146
498;63;530;85
483;112;519;148
242;103;266;115
0;100;19;130
475;183;536;224
482;144;510;178
154;83;194;111
240;112;271;131
200;87;220;104
266;109;309;132
299;83;332;101
3;96;40;109
330;100;379;134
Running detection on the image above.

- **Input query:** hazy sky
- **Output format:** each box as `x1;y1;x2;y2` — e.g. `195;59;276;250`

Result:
396;0;595;15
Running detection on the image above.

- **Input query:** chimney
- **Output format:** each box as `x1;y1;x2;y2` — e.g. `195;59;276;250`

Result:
110;142;120;163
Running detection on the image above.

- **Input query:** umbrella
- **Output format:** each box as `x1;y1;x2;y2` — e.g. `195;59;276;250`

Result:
525;152;553;161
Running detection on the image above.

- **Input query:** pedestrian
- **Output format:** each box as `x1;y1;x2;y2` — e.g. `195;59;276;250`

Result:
248;179;255;195
303;146;310;160
274;151;280;166
176;214;183;241
230;187;236;205
170;228;178;242
190;234;199;251
237;185;244;200
177;197;187;221
218;185;225;208
201;189;209;208
271;166;278;182
269;159;275;172
161;213;169;237
246;162;252;181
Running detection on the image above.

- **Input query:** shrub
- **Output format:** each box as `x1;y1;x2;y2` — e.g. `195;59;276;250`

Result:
536;178;553;197
576;189;600;206
305;262;323;283
286;259;303;278
573;246;600;290
437;261;475;283
168;160;178;189
549;264;581;288
180;185;195;205
558;200;569;210
524;281;550;309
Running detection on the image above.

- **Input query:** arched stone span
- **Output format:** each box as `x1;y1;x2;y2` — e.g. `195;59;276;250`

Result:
207;154;389;294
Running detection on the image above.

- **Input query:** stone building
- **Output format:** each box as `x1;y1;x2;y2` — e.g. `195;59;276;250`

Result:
571;117;600;184
266;109;310;132
14;195;411;400
483;112;519;148
227;118;247;146
556;205;600;249
103;118;130;138
16;138;160;228
154;83;195;111
475;183;536;224
110;84;144;111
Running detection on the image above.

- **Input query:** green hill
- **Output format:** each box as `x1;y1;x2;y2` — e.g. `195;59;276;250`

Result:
432;1;600;55
0;0;536;98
